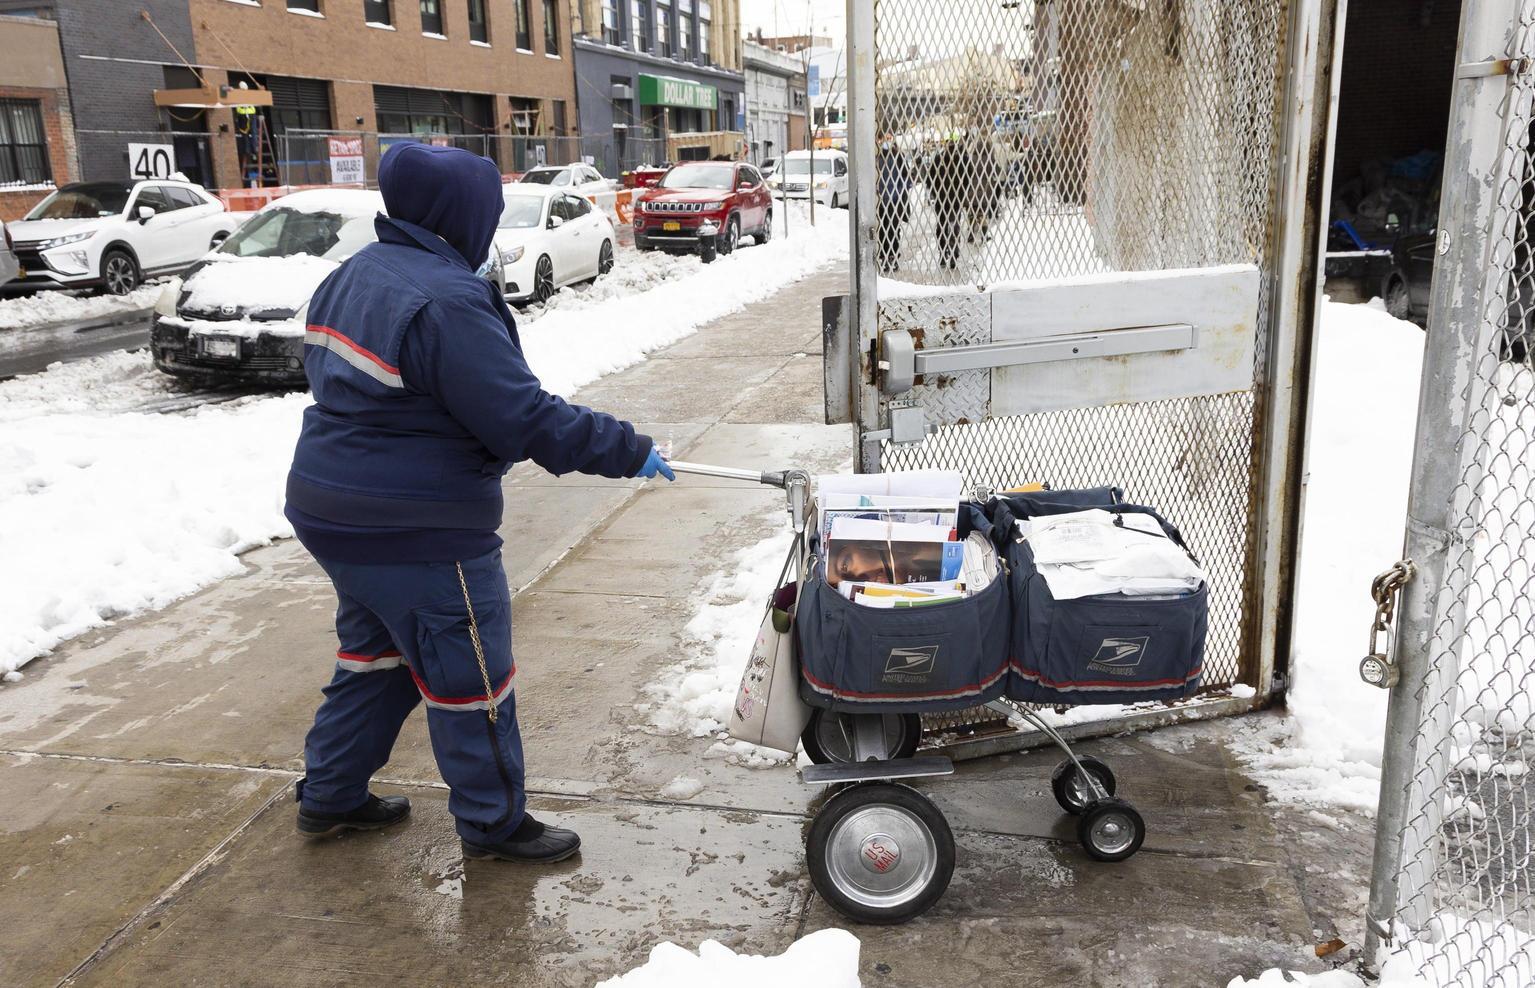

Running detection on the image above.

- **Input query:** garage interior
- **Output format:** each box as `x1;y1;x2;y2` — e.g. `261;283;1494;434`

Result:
1324;0;1462;318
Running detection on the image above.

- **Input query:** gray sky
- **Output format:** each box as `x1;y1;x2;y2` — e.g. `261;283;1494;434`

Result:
739;0;846;40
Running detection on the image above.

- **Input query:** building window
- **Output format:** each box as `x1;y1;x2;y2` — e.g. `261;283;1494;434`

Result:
656;0;671;58
0;99;50;187
600;0;620;45
287;0;321;13
631;0;650;52
364;0;391;24
514;0;530;48
678;12;691;60
543;0;559;54
468;0;488;42
420;0;443;34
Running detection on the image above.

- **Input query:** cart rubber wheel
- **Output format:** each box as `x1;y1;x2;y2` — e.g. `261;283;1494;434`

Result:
1077;798;1145;863
801;709;922;765
1050;756;1116;815
807;783;955;925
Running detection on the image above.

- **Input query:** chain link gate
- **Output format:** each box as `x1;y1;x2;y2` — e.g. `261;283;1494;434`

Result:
1364;1;1535;981
827;0;1338;750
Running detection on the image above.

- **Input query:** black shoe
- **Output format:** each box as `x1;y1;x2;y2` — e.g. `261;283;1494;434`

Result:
297;793;411;838
461;815;581;863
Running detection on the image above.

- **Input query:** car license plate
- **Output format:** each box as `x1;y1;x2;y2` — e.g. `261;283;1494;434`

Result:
662;221;682;231
203;337;240;360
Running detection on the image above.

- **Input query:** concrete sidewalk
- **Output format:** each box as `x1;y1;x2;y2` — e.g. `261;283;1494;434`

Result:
0;264;1371;987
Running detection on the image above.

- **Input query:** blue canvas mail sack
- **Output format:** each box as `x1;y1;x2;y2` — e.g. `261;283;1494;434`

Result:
989;490;1208;706
796;503;1010;712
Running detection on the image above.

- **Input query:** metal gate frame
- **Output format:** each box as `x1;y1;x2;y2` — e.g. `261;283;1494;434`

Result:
826;0;1348;751
1363;0;1535;975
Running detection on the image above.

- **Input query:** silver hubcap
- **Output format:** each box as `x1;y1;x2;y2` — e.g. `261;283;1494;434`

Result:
105;257;134;294
600;244;612;270
1089;811;1135;855
537;259;552;296
826;805;936;909
1068;771;1095;807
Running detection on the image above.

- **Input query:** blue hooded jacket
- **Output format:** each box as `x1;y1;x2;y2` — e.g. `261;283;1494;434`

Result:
285;143;651;563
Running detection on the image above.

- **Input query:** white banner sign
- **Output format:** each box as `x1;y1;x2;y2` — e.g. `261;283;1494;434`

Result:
328;136;365;185
128;143;176;181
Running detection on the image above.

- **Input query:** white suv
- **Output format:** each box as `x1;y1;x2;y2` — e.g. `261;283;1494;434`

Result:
7;180;238;295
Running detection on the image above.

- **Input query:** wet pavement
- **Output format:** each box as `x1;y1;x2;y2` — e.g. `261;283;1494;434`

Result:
0;263;1373;987
0;308;151;380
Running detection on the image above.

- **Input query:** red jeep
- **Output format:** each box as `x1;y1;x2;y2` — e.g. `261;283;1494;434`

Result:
633;161;772;255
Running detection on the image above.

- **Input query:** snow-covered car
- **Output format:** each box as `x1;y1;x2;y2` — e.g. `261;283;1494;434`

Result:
7;180;238;295
768;149;850;208
515;163;615;198
632;161;773;255
150;188;505;387
494;183;615;304
0;221;18;290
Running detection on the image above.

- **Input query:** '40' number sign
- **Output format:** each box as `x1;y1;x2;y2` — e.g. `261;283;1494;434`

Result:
129;143;176;181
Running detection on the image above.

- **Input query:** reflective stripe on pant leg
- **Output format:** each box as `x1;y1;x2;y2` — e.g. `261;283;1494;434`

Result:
336;649;403;673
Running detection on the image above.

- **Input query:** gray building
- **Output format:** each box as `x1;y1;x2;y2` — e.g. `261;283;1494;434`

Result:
0;0;215;186
742;39;804;166
569;0;745;166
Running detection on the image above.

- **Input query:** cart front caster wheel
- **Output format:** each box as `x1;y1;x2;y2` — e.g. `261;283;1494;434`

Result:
801;709;922;765
1076;798;1145;863
1050;756;1117;815
807;783;955;924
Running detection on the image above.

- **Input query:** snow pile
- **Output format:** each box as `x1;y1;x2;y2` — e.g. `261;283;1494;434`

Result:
0;283;162;332
595;929;860;988
643;519;797;762
521;202;848;396
0;359;306;675
1231;298;1425;811
1228;912;1535;987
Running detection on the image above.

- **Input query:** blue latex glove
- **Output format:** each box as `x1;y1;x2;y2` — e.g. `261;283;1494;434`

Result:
638;447;675;481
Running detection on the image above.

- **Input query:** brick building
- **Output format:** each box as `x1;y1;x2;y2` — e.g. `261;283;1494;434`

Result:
187;0;578;187
0;12;78;220
0;0;578;192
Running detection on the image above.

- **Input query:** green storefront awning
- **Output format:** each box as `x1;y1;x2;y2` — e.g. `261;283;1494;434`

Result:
637;74;717;110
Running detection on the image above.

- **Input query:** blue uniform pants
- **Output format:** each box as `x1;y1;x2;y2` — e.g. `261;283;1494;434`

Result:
299;548;526;844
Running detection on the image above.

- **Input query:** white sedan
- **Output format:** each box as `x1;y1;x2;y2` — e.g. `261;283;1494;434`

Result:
494;184;615;305
515;163;615;198
7;180;237;295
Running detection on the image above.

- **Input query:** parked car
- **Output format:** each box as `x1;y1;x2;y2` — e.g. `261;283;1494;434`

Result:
0;220;18;290
7;180;237;295
151;189;505;387
1379;229;1532;361
760;156;779;179
633;161;772;255
494;183;615;304
516;163;615;198
767;148;850;207
1380;231;1435;326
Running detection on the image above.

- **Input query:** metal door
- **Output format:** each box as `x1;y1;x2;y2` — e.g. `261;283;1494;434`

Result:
826;0;1345;745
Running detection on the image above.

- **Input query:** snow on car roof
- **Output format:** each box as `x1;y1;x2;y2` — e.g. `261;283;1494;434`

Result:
501;182;567;198
259;189;386;217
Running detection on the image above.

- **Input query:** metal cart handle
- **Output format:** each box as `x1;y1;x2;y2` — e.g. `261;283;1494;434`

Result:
666;460;813;541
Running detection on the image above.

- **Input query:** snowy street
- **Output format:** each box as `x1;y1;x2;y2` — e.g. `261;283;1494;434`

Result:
0;204;1431;984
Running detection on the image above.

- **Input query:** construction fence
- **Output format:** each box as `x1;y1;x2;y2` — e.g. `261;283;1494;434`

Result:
273;131;670;188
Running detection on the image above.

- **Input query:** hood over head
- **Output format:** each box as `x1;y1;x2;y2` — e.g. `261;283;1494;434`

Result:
378;143;504;269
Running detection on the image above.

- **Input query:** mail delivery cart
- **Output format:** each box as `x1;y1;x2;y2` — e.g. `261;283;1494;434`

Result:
669;460;1207;924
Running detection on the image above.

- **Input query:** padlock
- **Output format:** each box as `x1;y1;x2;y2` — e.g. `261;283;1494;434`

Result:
1360;652;1399;688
